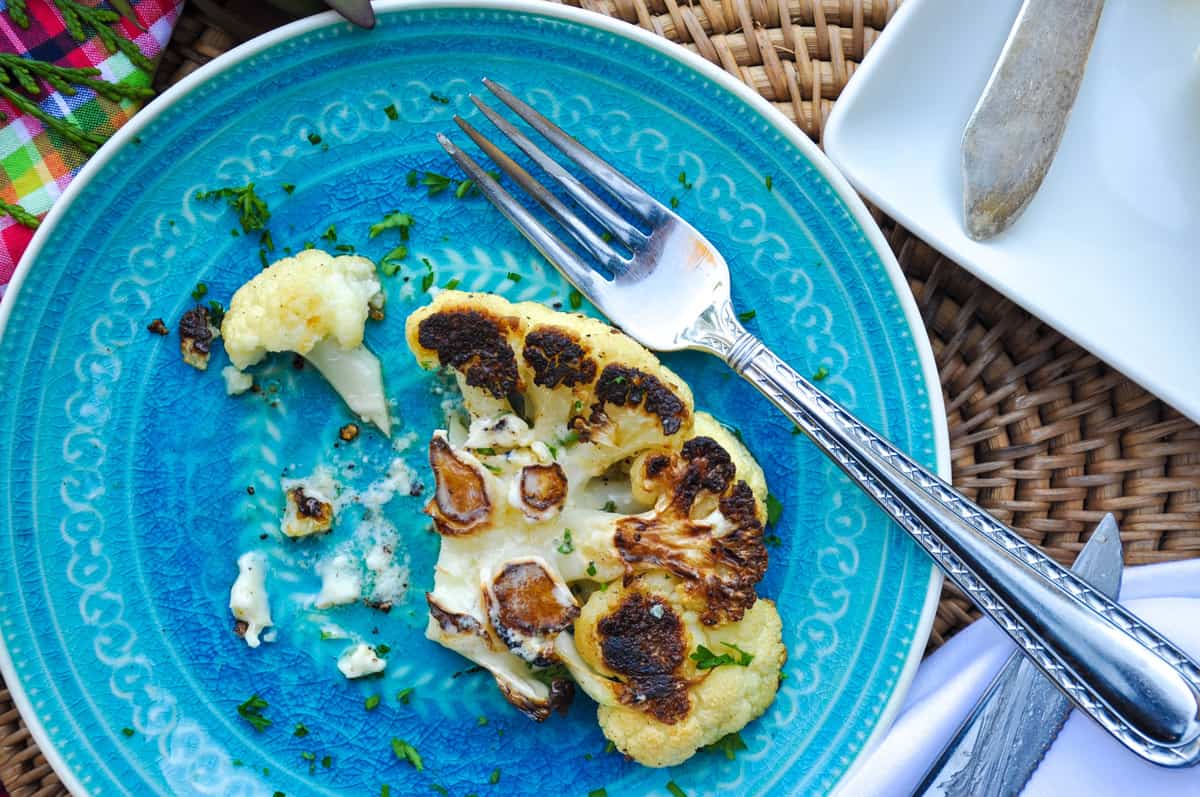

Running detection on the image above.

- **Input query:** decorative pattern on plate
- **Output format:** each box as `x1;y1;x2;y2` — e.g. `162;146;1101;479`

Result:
0;5;941;796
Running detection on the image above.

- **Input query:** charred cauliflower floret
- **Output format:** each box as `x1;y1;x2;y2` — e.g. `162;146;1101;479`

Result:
562;574;785;767
179;304;219;370
406;292;785;761
221;249;391;434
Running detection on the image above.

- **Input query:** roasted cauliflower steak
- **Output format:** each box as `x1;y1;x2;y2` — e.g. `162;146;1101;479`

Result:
406;291;785;766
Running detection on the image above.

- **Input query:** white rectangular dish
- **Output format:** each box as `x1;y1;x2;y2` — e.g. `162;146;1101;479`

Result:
824;0;1200;422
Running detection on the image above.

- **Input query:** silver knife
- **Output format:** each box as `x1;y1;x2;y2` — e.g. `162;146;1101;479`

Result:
915;514;1123;796
961;0;1105;240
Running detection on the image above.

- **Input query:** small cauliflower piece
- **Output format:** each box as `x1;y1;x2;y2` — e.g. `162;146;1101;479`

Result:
221;249;391;434
229;552;272;648
337;643;387;679
281;468;337;538
562;574;785;767
405;292;784;759
179;304;219;370
315;552;362;608
221;365;253;395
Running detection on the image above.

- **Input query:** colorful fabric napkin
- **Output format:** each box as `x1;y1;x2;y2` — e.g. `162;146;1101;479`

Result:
838;560;1200;796
0;0;182;297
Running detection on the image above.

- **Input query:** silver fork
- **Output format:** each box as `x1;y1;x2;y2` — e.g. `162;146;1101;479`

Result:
436;78;1200;767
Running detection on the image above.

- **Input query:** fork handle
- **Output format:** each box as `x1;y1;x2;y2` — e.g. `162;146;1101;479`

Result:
727;331;1200;766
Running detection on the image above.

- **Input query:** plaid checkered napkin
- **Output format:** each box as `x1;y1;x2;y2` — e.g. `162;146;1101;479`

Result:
0;0;182;298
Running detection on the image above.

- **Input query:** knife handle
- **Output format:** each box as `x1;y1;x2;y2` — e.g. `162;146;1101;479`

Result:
728;334;1200;767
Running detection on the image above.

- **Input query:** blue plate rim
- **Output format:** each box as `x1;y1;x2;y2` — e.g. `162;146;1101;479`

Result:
0;2;949;793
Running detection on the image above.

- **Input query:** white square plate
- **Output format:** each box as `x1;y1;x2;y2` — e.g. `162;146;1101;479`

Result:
825;0;1200;422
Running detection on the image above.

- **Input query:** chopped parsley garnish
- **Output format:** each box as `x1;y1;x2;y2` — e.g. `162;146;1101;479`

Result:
568;288;584;309
588;790;608;797
477;715;489;726
321;224;337;242
791;425;802;435
559;430;579;447
702;731;748;760
120;727;134;737
432;786;450;796
557;529;574;554
600;230;613;242
586;561;597;577
397;687;413;705
420;258;435;292
444;278;461;290
381;787;390;797
380;245;407;276
207;299;226;327
489;769;501;785
195;183;271;233
666;782;687;797
406;170;419;187
669;196;680;209
322;755;332;769
190;282;208;300
282;183;296;194
391;738;424;771
335;244;356;253
376;643;391;656
421;171;454;197
737;309;756;322
384;103;399;121
530;663;570;687
678;171;693;190
236;693;272;732
365;694;381;711
430;91;451;104
475;447;496;456
294;723;309;738
307;132;322;145
812;365;830;381
690;642;754;670
765;533;782;547
260;230;275;251
604;740;616;754
765;493;783;526
765;175;774;191
506;271;523;283
301;751;316;773
369;210;414;240
273;792;285;797
454;179;477;199
601;500;617;513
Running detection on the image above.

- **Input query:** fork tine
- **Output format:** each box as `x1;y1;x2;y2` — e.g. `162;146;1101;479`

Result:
482;78;666;223
436;133;609;302
452;115;628;275
468;94;648;251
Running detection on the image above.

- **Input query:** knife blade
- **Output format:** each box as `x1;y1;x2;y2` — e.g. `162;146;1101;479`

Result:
915;514;1123;796
961;0;1105;240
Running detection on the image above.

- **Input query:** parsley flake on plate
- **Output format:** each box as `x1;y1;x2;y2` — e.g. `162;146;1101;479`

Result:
194;183;271;233
236;693;272;732
391;738;424;771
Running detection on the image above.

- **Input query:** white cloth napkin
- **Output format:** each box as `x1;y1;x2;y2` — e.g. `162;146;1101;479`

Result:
838;560;1200;796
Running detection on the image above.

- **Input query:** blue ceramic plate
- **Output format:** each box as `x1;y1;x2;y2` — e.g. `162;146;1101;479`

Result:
0;4;947;795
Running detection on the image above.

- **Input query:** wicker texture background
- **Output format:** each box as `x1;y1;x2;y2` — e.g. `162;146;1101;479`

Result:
2;0;1198;794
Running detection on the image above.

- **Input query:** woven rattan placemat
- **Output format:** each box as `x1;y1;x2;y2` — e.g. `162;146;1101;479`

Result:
3;1;1198;794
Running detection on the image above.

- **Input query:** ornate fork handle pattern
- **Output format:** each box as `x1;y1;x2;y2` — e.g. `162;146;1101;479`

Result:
722;320;1200;767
